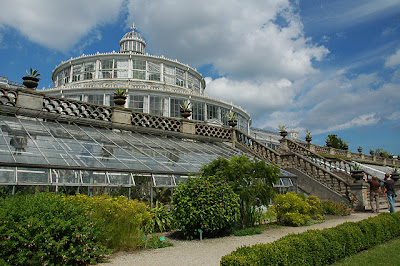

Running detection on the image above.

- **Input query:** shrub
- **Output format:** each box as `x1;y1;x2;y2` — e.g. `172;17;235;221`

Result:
0;193;111;265
146;201;175;234
221;211;400;265
306;195;323;218
200;155;279;228
233;227;263;236
275;192;312;226
322;199;351;216
171;175;240;239
64;194;151;250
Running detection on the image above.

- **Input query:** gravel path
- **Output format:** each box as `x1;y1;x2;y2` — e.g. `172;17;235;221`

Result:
101;212;377;266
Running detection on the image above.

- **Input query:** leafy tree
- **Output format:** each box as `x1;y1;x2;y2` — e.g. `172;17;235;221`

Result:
326;134;347;150
200;155;280;228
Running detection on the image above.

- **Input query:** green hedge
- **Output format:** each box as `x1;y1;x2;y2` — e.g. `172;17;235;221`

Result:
221;212;400;265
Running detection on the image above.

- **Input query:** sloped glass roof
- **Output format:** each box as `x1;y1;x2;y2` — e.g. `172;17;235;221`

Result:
0;115;241;174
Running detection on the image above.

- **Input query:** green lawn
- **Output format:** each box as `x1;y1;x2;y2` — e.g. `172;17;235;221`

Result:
335;237;400;265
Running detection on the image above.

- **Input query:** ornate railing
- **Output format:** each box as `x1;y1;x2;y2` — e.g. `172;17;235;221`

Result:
287;139;354;175
235;130;282;165
196;123;231;140
131;112;181;132
0;88;18;106
43;96;113;121
280;153;351;198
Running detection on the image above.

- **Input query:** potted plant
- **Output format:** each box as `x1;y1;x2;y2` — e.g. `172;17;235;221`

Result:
22;68;41;89
357;146;363;153
342;141;349;150
350;162;364;182
369;148;374;156
305;130;312;143
180;100;192;119
391;167;399;182
113;89;127;106
277;125;287;138
227;111;237;127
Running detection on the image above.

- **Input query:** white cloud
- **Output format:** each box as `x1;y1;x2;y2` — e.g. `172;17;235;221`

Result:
0;0;124;50
385;49;400;68
126;0;329;80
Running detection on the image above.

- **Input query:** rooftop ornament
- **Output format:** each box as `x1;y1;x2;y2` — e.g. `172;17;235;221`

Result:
277;125;287;138
22;68;41;89
227;110;237;127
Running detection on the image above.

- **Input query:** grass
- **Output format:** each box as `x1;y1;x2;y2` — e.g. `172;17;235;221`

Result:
335;237;400;265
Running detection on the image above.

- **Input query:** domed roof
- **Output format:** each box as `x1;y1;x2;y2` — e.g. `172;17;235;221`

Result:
120;23;146;54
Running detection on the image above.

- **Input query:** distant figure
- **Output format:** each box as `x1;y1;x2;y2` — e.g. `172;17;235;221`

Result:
365;175;381;213
384;173;396;213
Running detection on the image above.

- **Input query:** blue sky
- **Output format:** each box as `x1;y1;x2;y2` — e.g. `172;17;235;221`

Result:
1;0;400;155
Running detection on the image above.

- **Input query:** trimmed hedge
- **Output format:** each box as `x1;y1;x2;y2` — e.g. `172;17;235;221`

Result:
221;212;400;265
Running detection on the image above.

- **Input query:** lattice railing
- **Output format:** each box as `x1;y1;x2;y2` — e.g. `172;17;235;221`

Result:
195;124;231;140
131;112;181;132
43;96;113;121
0;88;18;106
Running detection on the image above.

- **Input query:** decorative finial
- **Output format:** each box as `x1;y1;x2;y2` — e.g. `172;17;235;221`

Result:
131;23;136;32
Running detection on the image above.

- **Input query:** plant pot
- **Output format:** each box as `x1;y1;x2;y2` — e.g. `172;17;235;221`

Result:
180;109;191;119
350;170;364;183
22;76;39;89
357;148;362;153
370;151;374;156
113;95;126;106
343;144;348;150
280;131;288;138
305;136;312;143
391;173;400;182
228;119;237;127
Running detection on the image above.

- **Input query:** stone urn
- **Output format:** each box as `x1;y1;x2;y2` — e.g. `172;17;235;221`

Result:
228;119;237;127
391;173;399;182
22;76;39;89
350;170;364;183
357;147;363;153
113;95;127;106
305;136;312;143
180;109;192;119
280;130;288;138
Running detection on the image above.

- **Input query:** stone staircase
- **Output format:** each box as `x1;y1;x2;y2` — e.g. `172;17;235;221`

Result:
233;130;353;204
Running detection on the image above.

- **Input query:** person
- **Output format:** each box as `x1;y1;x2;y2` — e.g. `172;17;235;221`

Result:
365;175;381;213
384;173;396;213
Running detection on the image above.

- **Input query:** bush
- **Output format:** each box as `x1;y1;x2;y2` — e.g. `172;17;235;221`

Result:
64;194;151;250
233;227;263;236
221;212;400;265
322;199;351;216
275;192;312;226
0;193;111;265
171;175;240;239
146;201;175;234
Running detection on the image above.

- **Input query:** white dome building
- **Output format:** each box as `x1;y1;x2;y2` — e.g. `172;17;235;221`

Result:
46;24;251;133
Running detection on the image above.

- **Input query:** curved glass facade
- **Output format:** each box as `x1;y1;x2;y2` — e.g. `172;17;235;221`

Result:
48;24;251;133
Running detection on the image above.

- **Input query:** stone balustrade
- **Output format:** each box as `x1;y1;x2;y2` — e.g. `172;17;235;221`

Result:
298;141;400;167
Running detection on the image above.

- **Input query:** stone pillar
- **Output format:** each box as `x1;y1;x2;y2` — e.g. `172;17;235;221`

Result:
17;91;44;110
279;138;288;151
307;143;315;153
111;108;132;124
329;147;335;156
349;182;369;211
231;129;236;148
181;120;196;135
346;151;352;158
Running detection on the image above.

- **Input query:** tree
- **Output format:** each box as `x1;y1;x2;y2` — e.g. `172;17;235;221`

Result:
200;155;280;228
326;134;347;150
